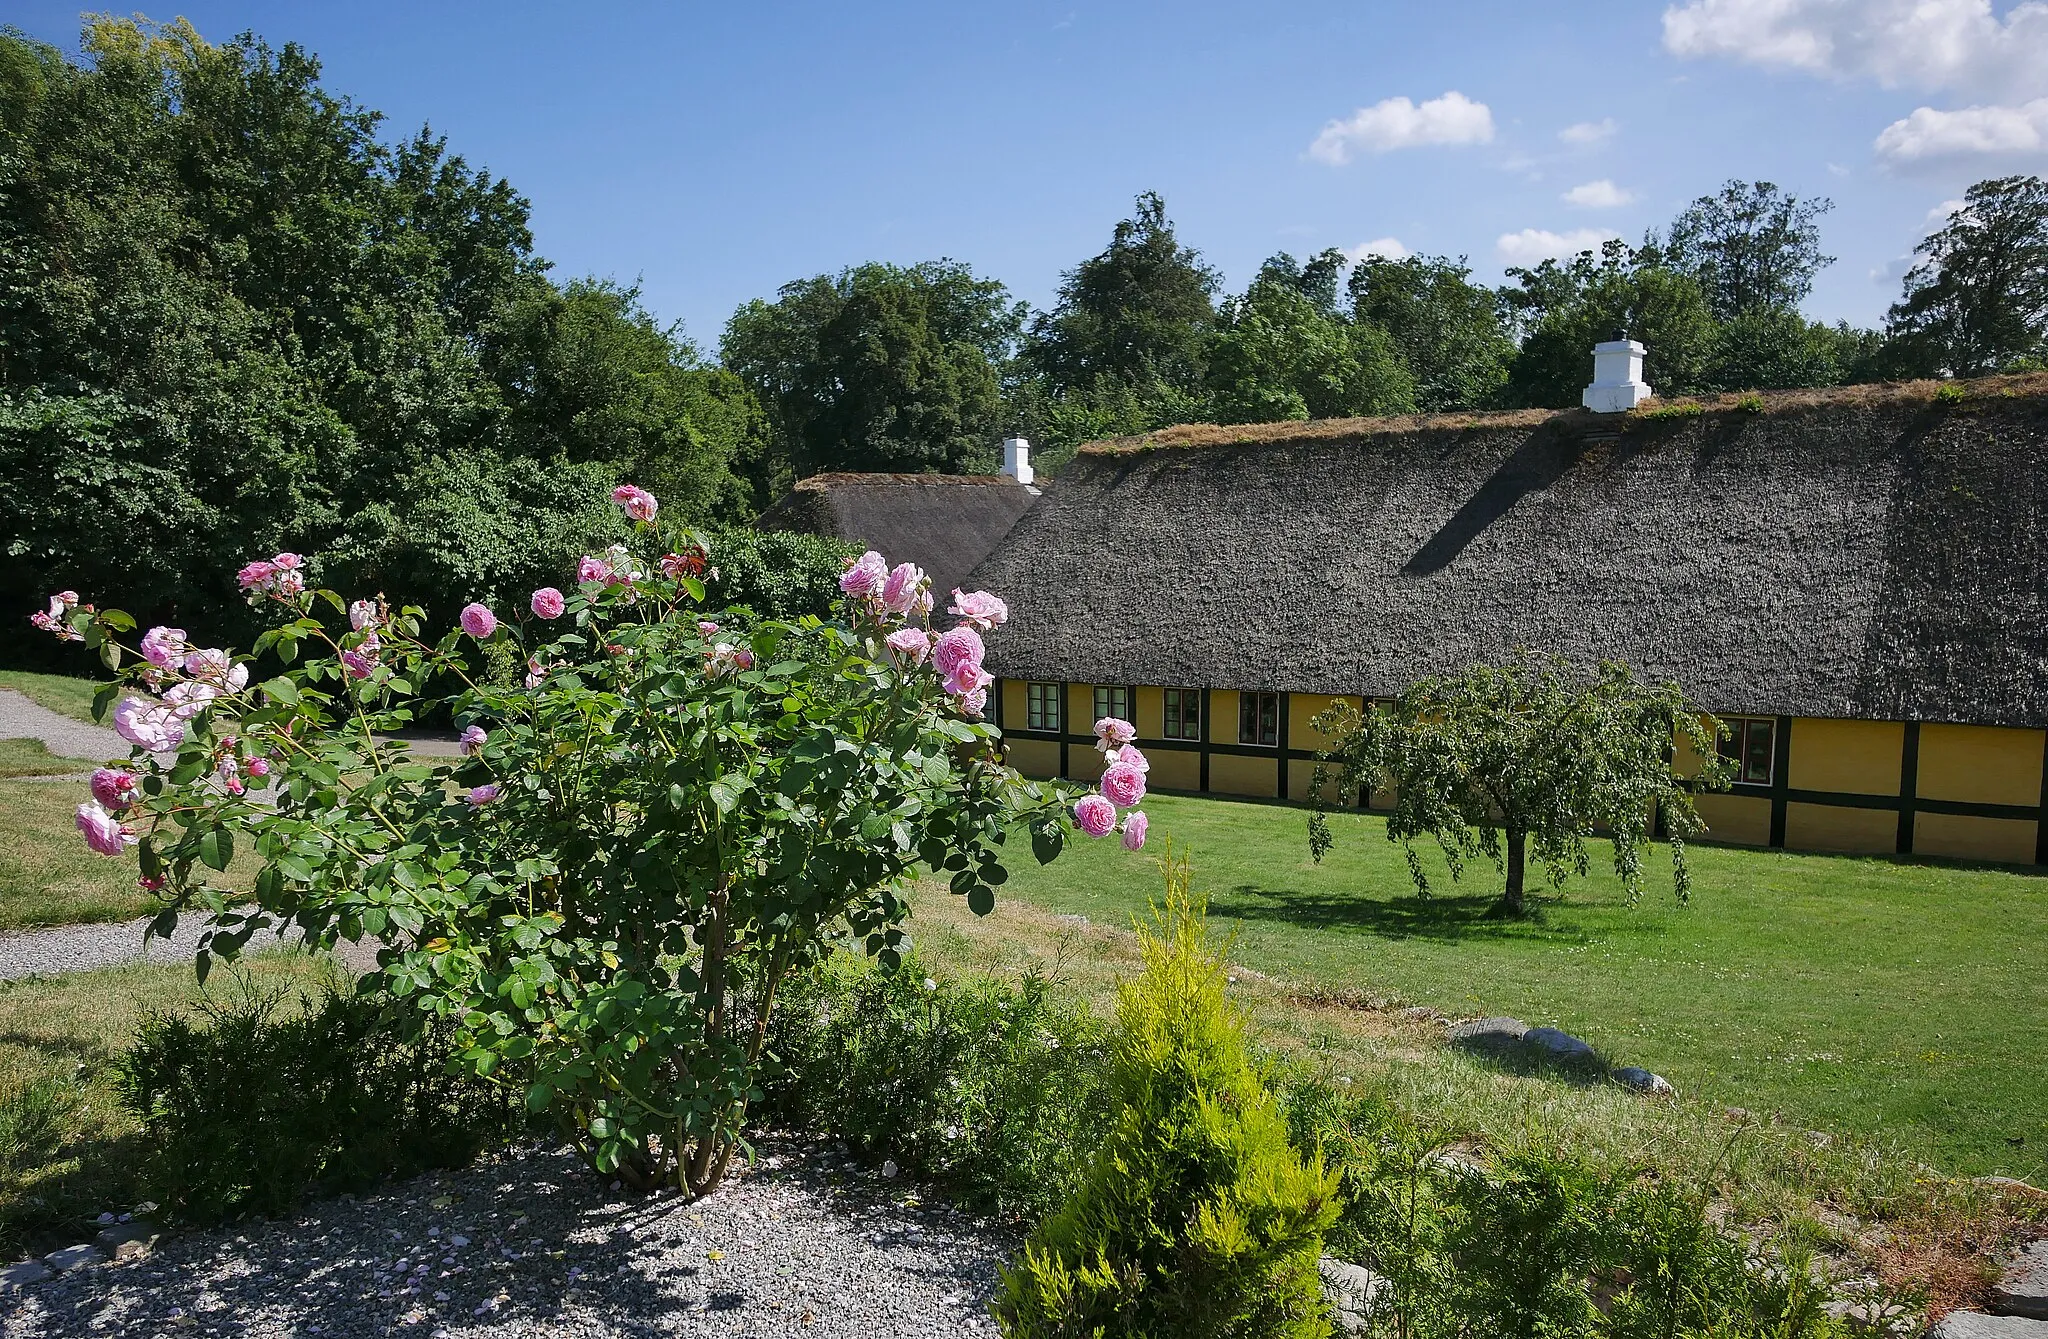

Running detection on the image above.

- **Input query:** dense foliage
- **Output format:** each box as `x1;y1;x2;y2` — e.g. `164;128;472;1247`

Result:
1887;176;2048;377
995;857;1339;1338
762;954;1110;1221
118;980;516;1224
48;485;1156;1197
0;19;759;662
1306;656;1733;916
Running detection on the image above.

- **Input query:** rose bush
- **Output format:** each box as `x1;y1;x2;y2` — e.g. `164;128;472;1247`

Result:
35;485;1151;1198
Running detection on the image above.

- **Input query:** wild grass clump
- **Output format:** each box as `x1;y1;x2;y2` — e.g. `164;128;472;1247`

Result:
118;980;518;1224
994;854;1339;1338
1285;1075;1871;1338
762;953;1108;1221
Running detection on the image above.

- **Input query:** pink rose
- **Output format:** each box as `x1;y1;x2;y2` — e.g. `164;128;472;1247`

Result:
959;686;988;718
885;627;932;666
90;768;138;810
460;725;488;756
53;590;78;608
460;603;497;638
881;562;925;615
1111;743;1149;774
1094;717;1136;747
697;620;720;636
611;484;658;522
273;568;305;596
948;589;1008;631
1121;810;1149;851
839;550;888;597
113;697;185;752
577;555;611;585
1100;763;1147;808
466;784;500;806
76;802;134;857
342;648;377;680
945;665;993;699
270;552;302;570
164;681;221;720
349;600;379;630
734;647;754;670
1074;794;1117;838
932;627;984;682
183;649;245;689
140;626;187;668
531;587;566;620
246;758;272;778
236;560;275;592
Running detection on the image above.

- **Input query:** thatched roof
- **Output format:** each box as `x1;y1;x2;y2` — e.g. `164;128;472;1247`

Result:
758;472;1039;601
968;375;2048;727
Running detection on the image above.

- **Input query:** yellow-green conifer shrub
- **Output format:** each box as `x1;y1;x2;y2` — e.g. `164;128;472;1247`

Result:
993;854;1339;1338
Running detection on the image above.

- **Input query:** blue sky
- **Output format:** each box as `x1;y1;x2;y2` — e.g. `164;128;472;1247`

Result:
16;2;2048;346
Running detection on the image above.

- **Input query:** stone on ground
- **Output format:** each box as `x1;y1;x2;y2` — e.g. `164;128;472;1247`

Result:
1523;1026;1596;1061
1993;1241;2048;1320
1318;1256;1385;1337
94;1223;158;1261
42;1245;103;1272
1613;1066;1675;1097
1933;1312;2048;1339
1447;1017;1528;1053
0;1260;51;1290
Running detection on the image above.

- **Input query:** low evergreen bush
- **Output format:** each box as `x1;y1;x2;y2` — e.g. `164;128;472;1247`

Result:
761;955;1108;1221
117;977;518;1224
994;855;1340;1338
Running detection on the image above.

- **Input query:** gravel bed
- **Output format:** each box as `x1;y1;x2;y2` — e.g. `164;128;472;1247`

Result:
4;1137;1018;1338
0;915;381;983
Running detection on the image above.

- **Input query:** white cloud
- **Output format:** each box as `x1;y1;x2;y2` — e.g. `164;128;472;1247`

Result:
1308;91;1494;165
1874;99;2048;162
1558;118;1618;145
1495;227;1621;265
1661;0;2048;99
1663;0;2048;162
1562;179;1635;208
1344;237;1411;263
1925;198;1968;227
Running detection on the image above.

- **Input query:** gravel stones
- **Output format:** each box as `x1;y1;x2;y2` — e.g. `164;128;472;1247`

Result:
0;1260;51;1291
0;689;125;765
2;1136;1017;1338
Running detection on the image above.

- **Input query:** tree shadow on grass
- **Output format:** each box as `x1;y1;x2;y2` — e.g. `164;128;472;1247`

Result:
1205;884;1595;945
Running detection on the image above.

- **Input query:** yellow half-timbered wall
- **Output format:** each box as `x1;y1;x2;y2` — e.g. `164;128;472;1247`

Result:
994;679;2048;866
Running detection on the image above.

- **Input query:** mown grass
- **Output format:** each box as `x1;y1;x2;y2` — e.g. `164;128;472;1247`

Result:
0;952;341;1256
978;793;2048;1186
905;878;2045;1308
0;671;104;724
0;780;175;931
0;739;98;779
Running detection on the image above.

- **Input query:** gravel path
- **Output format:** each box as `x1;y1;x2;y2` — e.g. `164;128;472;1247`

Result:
0;914;383;982
0;689;124;763
4;1137;1017;1338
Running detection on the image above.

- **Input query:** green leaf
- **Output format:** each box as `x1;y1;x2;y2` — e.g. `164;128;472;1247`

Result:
526;1082;555;1113
967;885;995;916
91;681;121;724
263;676;300;705
198;826;233;873
708;775;747;815
277;853;315;882
98;639;121;671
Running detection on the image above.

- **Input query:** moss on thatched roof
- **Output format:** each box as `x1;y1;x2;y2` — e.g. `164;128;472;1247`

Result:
969;374;2048;727
758;471;1039;602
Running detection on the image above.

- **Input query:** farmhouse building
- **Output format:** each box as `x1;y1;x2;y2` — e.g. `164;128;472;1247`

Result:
968;374;2048;866
758;445;1040;603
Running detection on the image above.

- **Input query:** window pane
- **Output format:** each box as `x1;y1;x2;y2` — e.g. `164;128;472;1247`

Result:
1239;694;1256;744
1184;690;1201;739
1261;694;1278;743
1745;721;1773;784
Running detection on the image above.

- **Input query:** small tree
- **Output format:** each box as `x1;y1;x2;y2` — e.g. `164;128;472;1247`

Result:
994;852;1338;1338
1306;656;1731;917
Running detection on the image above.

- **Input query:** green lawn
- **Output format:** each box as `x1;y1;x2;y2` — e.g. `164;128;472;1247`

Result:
996;793;2048;1183
0;670;104;724
0;738;98;778
0;779;165;930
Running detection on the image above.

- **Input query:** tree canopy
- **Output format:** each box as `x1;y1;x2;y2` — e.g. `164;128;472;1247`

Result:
1886;176;2048;377
1660;180;1835;324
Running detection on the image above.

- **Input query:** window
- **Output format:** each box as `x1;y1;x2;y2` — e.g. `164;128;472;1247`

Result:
1093;685;1129;726
1163;688;1203;740
1025;681;1062;733
1238;692;1279;747
1718;716;1776;785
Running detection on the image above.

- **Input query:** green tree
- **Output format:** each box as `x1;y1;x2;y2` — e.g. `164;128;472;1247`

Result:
721;260;1021;479
1349;254;1515;410
996;855;1338;1337
1703;307;1883;391
1207;269;1415;423
1306;656;1732;917
1659;180;1835;324
1885;176;2048;377
1023;191;1220;399
1500;241;1717;408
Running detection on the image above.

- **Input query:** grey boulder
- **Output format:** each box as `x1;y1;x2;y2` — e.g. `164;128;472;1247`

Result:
1613;1066;1676;1097
1933;1313;2048;1339
1994;1241;2048;1320
1523;1026;1596;1061
1319;1256;1387;1336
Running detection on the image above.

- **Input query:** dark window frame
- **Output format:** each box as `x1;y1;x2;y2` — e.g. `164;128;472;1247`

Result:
1163;687;1203;741
1717;716;1776;786
1026;681;1063;734
1238;691;1280;747
1093;684;1130;727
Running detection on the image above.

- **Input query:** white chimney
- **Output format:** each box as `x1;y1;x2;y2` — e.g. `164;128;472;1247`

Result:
1002;436;1034;485
1582;337;1652;413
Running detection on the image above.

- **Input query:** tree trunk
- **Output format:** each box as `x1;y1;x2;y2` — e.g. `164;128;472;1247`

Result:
1501;827;1527;916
